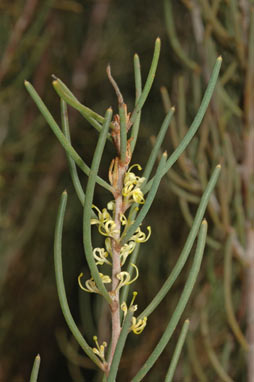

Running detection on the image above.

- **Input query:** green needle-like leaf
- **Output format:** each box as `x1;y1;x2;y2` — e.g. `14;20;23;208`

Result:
60;99;85;205
107;309;134;382
53;76;105;125
164;320;190;382
143;106;175;182
130;37;161;126
54;191;104;369
130;53;142;153
132;220;208;382
52;78;114;140
29;354;41;382
83;108;113;303
24;81;112;192
144;56;222;194
139;165;221;319
121;152;167;245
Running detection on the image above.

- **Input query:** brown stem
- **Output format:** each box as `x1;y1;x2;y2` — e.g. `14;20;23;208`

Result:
108;161;129;368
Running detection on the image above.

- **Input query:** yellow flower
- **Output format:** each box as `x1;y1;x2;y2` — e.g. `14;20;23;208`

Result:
130;226;151;243
92;336;107;363
120;240;136;265
98;219;119;238
115;263;139;292
91;205;111;225
122;164;146;205
78;272;111;294
131;316;147;335
91;205;119;238
93;247;111;265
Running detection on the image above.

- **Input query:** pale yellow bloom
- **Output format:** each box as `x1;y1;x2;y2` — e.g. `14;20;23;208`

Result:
115;263;139;292
91;205;119;238
131;316;147;335
91;205;111;225
93;247;111;265
98;219;119;238
92;336;107;362
78;272;111;294
120;240;136;265
122;164;146;205
130;226;151;243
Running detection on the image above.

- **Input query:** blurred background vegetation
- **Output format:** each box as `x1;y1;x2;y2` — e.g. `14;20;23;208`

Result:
1;0;253;381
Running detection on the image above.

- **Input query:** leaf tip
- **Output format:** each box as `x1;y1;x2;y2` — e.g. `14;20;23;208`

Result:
217;56;223;62
155;36;161;44
202;219;208;226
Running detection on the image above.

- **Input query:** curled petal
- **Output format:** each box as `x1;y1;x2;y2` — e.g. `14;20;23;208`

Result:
131;226;151;243
120;213;128;226
115;263;139;292
121;302;128;318
120;241;136;265
78;272;111;294
93;247;111;265
105;237;113;256
98;219;119;237
131;316;147;335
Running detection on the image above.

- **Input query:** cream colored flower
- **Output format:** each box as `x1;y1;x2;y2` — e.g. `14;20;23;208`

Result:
78;272;111;294
115;263;139;292
122;164;146;205
92;336;107;362
130;226;151;243
131;316;147;334
120;241;136;265
90;205;119;238
93;247;111;265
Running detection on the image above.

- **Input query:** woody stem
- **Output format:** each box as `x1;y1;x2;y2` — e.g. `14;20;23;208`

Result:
108;161;128;368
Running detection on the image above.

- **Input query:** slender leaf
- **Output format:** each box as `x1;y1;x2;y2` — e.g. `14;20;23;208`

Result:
54;191;103;369
130;53;142;152
164;320;190;382
132;220;208;382
143;107;175;182
53;78;114;139
130;37;161;125
30;354;41;382
83;108;113;303
144;56;222;194
60;99;85;205
25;81;112;192
139;165;221;319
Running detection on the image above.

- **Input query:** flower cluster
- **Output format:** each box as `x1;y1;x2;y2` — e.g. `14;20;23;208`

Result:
122;164;146;205
92;336;107;363
78;164;150;335
121;292;147;335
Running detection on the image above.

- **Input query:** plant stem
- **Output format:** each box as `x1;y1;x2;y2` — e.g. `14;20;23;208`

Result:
108;159;129;368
